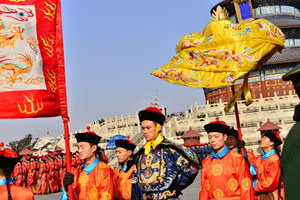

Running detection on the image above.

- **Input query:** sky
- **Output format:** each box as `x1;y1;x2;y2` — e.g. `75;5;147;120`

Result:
1;0;221;145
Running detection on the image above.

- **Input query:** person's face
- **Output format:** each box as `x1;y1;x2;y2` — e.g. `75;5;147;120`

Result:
77;142;96;160
260;136;274;149
208;132;227;151
226;135;238;149
141;120;160;141
115;147;132;163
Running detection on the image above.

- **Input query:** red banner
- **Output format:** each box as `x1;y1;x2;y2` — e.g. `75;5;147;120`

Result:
0;0;68;119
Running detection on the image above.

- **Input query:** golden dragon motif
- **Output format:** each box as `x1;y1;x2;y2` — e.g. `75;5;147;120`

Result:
0;54;33;86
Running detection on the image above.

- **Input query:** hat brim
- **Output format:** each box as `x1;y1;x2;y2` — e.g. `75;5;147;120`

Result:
75;133;101;144
115;140;136;151
264;131;282;147
227;129;239;138
204;123;230;134
0;156;21;168
138;110;165;125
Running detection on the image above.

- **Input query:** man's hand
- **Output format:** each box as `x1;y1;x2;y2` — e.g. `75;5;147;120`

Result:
63;172;74;191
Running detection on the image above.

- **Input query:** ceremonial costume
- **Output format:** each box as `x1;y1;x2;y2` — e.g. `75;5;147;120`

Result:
60;127;115;200
36;159;49;194
0;142;34;200
281;63;300;200
248;130;284;200
114;138;136;200
0;181;34;200
27;159;37;193
132;106;199;200
61;157;115;200
199;118;254;200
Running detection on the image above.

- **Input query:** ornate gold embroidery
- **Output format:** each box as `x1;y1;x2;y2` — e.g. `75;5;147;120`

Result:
98;162;110;169
236;166;240;174
24;77;42;85
26;37;38;54
41;34;55;57
212;164;223;176
17;95;43;114
241;177;252;190
101;192;112;200
40;1;57;21
46;69;57;92
78;173;88;187
231;151;241;157
89;188;99;200
160;190;176;199
213;188;224;198
270;154;279;161
206;180;211;190
228;178;238;190
97;174;104;185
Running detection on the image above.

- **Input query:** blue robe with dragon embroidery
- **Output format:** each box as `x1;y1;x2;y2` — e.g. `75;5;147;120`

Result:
132;138;199;200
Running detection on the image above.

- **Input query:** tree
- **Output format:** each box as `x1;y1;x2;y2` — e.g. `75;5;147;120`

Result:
7;134;33;153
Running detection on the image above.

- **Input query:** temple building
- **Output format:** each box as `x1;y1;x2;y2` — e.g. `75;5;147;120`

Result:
180;127;203;146
205;0;300;103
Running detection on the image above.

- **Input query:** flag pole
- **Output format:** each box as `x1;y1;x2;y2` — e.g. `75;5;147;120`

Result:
231;85;245;156
63;117;74;200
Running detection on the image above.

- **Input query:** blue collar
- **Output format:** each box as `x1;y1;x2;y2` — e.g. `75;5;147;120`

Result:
211;145;229;160
119;164;127;172
81;157;100;175
262;149;276;160
235;148;248;157
0;178;14;185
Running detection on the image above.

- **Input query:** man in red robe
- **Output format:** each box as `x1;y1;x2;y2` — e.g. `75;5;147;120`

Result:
248;130;284;199
61;127;115;200
199;117;255;200
114;137;136;200
0;142;34;200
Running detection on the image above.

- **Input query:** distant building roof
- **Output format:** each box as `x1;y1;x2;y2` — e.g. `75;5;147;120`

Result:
19;147;33;156
257;119;282;131
265;47;300;65
55;146;63;152
181;128;203;139
259;14;300;28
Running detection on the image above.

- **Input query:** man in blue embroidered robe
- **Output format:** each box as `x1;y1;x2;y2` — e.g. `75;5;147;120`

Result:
132;106;200;200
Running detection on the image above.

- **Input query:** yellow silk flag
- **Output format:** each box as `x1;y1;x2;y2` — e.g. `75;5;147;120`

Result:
151;19;285;112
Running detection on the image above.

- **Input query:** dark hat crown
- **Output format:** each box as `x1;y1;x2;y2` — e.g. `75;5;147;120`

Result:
138;106;166;125
0;142;21;168
75;126;102;145
204;117;230;134
264;130;282;147
115;136;136;151
227;127;239;138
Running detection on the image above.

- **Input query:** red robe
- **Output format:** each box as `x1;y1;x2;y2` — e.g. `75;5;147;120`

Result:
114;164;134;200
248;150;284;200
200;147;255;200
36;162;49;194
62;157;115;200
0;185;34;200
27;161;37;192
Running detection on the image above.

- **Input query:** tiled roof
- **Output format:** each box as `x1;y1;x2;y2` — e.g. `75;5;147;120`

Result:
265;47;300;65
257;119;282;131
19;147;33;155
180;128;203;139
258;14;300;28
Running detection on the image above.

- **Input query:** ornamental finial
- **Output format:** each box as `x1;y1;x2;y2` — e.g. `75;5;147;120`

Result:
212;6;229;21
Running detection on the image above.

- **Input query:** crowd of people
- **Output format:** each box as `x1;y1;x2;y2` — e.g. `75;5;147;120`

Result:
12;152;82;195
1;64;300;200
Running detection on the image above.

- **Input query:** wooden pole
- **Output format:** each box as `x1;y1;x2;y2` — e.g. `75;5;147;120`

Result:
231;85;245;156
